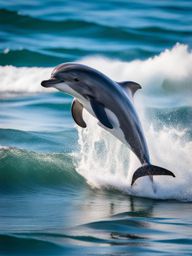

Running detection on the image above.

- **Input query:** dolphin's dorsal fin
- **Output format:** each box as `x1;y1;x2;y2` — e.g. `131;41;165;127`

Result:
71;99;87;128
117;81;141;97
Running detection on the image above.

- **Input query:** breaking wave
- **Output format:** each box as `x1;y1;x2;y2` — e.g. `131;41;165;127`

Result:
1;44;192;101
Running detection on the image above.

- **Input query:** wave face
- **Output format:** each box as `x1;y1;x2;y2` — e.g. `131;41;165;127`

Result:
1;1;192;255
0;147;85;193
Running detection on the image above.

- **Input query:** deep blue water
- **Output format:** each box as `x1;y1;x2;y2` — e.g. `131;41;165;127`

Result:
0;0;192;255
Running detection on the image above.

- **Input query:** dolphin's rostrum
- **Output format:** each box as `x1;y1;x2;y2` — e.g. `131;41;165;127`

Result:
41;63;175;187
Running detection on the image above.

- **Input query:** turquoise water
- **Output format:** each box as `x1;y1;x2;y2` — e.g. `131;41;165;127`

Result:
0;0;192;255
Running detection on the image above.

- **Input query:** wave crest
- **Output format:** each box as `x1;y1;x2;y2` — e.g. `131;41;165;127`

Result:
1;44;192;101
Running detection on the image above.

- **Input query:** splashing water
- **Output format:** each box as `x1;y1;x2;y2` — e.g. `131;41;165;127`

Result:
75;109;192;201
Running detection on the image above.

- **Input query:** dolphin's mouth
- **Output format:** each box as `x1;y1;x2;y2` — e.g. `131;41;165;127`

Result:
41;78;62;88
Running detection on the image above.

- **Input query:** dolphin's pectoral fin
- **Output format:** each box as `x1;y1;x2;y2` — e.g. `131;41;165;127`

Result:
117;81;141;97
71;99;87;128
89;97;113;129
131;164;175;186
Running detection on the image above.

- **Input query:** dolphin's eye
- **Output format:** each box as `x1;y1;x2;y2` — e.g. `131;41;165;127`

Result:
74;78;79;82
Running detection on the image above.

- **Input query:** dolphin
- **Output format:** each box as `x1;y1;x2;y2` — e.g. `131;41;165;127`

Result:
41;63;175;186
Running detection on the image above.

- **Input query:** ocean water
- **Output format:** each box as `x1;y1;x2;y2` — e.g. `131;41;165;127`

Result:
0;0;192;255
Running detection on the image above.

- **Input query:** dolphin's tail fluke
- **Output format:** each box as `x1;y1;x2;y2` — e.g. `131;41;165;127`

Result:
131;164;175;186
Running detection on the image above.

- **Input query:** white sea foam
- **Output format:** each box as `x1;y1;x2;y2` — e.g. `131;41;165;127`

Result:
0;66;52;93
0;43;192;99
